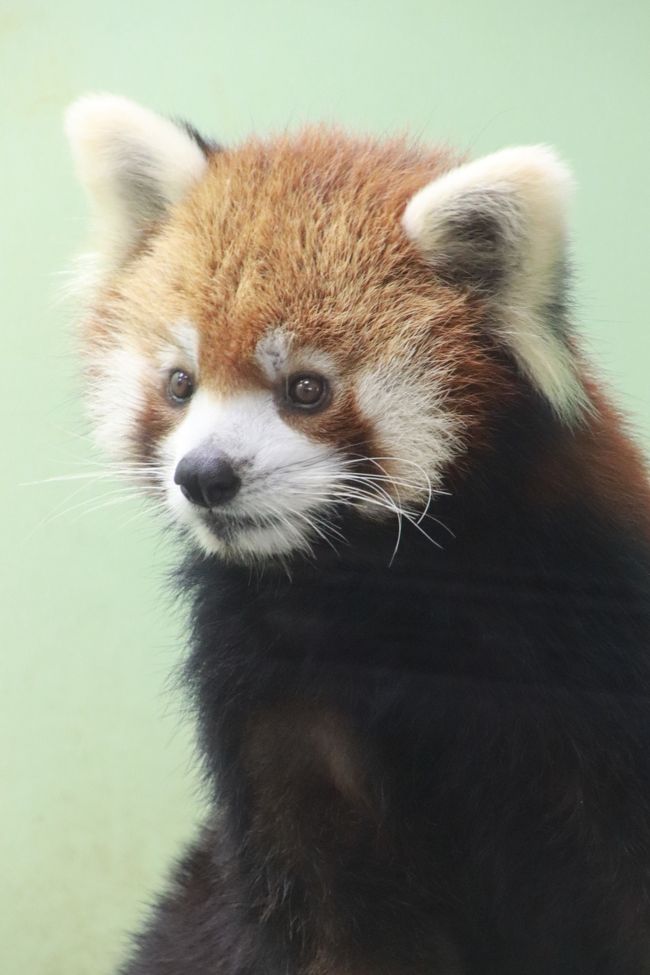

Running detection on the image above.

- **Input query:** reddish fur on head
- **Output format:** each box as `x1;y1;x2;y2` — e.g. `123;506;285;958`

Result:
67;94;644;563
84;129;508;446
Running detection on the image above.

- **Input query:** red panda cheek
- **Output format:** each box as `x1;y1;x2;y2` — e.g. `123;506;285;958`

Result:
89;342;178;468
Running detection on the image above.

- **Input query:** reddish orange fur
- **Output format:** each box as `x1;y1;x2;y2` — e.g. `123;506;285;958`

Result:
81;126;650;539
84;129;520;464
526;383;650;540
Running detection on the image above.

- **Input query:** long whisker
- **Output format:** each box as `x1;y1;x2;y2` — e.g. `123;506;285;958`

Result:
353;456;438;555
27;441;453;565
64;491;146;525
281;473;447;561
22;488;150;544
21;468;167;486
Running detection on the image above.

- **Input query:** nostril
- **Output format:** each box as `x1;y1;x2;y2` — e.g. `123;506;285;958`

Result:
174;457;210;508
201;458;241;506
179;481;201;505
174;451;241;508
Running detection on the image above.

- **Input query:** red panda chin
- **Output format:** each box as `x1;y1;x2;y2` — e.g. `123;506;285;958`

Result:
190;511;317;563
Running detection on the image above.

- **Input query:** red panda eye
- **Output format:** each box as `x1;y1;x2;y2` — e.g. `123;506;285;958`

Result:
168;369;194;404
286;374;328;410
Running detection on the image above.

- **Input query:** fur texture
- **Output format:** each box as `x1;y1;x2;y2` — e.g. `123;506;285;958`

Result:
66;95;650;973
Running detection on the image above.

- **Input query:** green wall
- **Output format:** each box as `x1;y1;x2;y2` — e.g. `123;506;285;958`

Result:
2;1;649;971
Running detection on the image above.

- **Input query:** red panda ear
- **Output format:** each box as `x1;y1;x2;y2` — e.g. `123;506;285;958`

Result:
65;94;211;271
402;147;588;422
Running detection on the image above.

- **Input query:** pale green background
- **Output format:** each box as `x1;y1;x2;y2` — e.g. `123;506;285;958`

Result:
2;0;649;972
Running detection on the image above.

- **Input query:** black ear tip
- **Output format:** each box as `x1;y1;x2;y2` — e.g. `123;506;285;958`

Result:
176;119;221;157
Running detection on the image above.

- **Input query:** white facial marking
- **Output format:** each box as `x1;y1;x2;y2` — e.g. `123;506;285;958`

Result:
255;328;294;381
255;328;340;386
355;359;461;507
169;319;199;371
88;342;149;457
158;319;200;374
88;323;202;462
90;328;462;563
161;389;341;561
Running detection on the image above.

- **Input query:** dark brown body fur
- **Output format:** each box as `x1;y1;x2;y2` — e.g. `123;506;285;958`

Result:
119;389;650;975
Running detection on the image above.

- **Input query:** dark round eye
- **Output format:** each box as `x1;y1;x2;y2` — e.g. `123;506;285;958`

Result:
286;373;328;410
168;369;194;404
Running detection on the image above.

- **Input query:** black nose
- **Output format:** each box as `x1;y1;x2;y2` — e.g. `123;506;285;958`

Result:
174;450;242;507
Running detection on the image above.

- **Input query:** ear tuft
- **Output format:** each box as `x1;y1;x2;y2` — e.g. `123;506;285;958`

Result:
403;146;587;421
65;93;210;268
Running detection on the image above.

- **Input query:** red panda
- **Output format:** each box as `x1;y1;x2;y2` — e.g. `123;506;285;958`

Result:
66;94;650;974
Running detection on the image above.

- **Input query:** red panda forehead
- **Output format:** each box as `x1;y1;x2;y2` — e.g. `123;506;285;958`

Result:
163;131;461;356
102;130;488;400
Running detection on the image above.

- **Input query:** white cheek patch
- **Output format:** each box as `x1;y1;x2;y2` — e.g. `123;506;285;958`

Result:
89;322;201;463
88;343;150;458
161;389;342;558
355;360;461;504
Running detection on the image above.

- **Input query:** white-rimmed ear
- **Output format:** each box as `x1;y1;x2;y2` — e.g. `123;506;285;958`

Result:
65;93;211;269
403;146;588;421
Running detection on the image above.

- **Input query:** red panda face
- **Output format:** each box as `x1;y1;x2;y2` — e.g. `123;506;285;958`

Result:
67;96;587;563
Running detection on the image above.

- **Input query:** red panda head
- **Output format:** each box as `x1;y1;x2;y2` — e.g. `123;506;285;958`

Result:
66;94;587;563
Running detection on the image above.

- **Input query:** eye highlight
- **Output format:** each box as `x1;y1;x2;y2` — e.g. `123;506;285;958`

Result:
168;369;195;404
286;373;329;410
